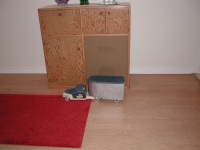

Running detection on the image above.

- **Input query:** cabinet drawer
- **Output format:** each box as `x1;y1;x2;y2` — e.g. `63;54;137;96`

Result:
81;8;106;34
81;7;130;34
106;7;129;34
39;9;81;37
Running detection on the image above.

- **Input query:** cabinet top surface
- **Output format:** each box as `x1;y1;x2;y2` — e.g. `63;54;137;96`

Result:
38;2;130;10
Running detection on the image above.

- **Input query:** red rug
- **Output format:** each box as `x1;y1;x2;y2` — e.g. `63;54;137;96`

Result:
0;94;91;148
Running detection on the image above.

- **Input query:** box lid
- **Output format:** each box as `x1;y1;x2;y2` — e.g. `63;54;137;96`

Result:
88;76;124;84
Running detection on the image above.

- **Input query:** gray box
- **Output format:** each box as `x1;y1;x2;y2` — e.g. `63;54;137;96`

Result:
88;76;124;101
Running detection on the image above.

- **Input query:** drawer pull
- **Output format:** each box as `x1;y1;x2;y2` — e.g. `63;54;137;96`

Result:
100;12;104;15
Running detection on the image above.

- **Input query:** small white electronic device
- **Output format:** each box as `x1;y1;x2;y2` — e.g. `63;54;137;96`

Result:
98;0;119;5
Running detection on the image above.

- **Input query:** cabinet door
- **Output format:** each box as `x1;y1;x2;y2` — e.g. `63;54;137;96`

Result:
39;9;81;38
43;36;86;87
81;8;105;34
106;7;129;34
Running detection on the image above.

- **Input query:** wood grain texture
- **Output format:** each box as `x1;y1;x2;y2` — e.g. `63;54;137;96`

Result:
38;3;131;88
0;74;200;150
39;9;81;38
43;36;86;87
81;8;105;34
106;7;129;34
81;7;130;34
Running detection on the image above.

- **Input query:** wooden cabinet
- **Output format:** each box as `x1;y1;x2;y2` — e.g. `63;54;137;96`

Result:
38;3;131;88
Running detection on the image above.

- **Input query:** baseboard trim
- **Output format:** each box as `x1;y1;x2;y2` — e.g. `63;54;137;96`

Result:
0;67;198;74
0;68;47;74
130;67;199;74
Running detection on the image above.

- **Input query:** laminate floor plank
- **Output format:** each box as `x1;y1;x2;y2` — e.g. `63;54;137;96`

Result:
0;74;200;150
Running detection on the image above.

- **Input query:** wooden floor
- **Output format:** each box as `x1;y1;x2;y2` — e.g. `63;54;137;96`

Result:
0;74;200;150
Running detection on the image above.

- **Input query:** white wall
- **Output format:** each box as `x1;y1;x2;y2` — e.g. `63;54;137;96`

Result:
0;0;200;74
131;0;200;74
